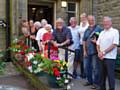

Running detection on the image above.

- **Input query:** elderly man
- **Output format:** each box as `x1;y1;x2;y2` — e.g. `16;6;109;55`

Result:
52;18;73;75
68;17;80;79
97;16;119;90
83;15;102;89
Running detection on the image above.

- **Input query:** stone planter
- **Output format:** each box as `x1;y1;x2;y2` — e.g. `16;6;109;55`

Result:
12;60;50;90
36;71;60;88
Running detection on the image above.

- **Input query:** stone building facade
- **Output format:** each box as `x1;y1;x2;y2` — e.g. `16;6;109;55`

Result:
0;0;6;50
95;0;120;30
0;0;120;49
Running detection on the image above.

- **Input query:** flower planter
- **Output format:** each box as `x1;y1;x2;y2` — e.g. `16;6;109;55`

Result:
12;60;50;90
10;38;68;89
36;71;61;88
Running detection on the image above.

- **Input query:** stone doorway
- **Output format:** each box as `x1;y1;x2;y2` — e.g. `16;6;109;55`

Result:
28;4;54;25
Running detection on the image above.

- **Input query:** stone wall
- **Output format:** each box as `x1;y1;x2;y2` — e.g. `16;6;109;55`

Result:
95;0;120;30
79;0;93;15
0;0;6;50
11;0;28;39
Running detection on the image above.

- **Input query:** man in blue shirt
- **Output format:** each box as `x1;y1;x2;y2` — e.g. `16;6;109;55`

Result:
51;18;73;78
83;15;102;89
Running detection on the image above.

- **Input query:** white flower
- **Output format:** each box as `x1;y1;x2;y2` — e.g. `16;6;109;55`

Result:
34;70;39;73
34;67;43;73
41;54;44;57
64;79;69;84
27;53;34;60
56;77;61;80
63;74;66;78
13;38;18;43
37;68;42;72
18;50;21;52
31;47;36;51
33;61;38;64
67;85;71;90
31;47;35;50
29;69;33;73
28;66;33;73
37;68;43;72
38;63;44;67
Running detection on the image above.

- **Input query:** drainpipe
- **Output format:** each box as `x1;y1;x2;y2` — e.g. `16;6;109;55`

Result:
6;0;11;61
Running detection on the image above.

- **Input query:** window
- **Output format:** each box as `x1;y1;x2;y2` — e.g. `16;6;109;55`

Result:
66;2;76;25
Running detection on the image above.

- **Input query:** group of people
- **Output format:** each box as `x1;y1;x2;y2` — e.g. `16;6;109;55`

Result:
21;13;119;90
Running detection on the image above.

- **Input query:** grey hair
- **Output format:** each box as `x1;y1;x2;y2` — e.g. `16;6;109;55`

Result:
88;15;95;20
69;17;77;22
103;16;112;21
56;18;64;23
80;13;87;18
45;24;52;29
34;21;41;27
41;19;48;27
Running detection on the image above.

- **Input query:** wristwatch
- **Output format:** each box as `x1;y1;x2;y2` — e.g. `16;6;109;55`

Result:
102;51;106;55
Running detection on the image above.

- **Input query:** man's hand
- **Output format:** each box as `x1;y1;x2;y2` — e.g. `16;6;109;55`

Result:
30;35;35;40
98;51;104;60
54;43;63;47
83;51;87;57
53;42;64;47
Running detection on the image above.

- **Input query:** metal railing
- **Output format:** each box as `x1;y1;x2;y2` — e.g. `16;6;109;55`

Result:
115;46;120;72
47;42;75;78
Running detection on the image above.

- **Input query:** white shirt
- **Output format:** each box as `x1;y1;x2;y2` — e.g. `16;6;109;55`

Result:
36;28;47;41
79;22;89;45
68;25;80;50
97;27;119;59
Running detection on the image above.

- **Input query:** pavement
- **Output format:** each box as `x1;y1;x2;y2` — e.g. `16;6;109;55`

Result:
0;62;119;90
0;62;34;90
51;78;120;90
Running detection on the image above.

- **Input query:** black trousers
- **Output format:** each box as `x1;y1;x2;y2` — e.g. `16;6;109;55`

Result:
99;58;115;90
80;45;85;78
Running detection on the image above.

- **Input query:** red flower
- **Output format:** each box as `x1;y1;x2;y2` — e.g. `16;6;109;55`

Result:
53;68;60;77
23;45;29;51
18;51;25;55
26;61;31;66
24;56;28;62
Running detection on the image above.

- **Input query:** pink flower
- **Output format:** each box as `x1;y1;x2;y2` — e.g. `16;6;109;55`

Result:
51;56;59;60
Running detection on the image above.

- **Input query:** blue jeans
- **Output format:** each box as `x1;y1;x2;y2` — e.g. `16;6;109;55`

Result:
84;54;100;85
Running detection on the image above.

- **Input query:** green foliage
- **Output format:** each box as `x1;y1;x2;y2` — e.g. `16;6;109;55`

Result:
0;60;6;74
0;51;6;74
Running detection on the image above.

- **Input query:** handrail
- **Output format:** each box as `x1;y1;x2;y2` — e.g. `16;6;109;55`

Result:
47;42;75;78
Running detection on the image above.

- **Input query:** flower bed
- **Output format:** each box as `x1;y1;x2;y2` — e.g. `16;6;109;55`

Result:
10;38;70;89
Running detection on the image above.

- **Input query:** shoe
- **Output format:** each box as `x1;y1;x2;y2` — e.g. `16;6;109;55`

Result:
90;84;99;89
83;82;92;86
74;75;81;79
73;75;77;79
80;74;86;79
96;88;105;90
109;88;114;90
73;70;77;79
96;87;106;90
